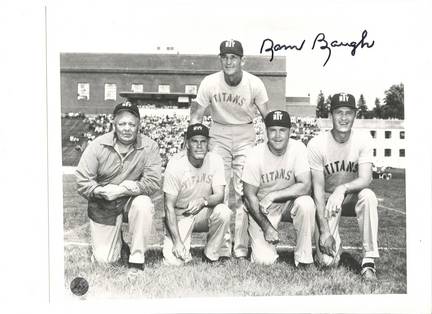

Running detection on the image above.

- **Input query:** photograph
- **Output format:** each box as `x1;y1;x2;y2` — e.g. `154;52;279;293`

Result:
37;0;431;313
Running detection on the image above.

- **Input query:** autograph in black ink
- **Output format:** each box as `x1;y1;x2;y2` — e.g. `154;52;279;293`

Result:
260;30;375;67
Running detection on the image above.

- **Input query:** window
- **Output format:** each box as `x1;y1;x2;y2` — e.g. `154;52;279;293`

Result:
373;148;377;157
400;131;405;139
370;130;376;138
104;83;117;101
158;84;170;93
384;149;391;157
185;84;197;94
399;149;405;157
77;83;89;100
385;131;392;139
131;84;144;93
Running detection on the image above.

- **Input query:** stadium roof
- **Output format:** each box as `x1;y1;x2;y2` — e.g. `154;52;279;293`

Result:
120;91;195;102
60;53;286;77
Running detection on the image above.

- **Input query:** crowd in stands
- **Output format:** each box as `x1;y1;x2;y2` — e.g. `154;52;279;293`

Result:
63;112;320;167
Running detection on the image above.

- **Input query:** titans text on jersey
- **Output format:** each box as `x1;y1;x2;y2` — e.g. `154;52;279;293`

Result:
261;168;293;184
181;173;214;190
212;92;247;107
324;160;358;175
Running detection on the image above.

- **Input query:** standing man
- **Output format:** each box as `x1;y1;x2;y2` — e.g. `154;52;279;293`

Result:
76;101;162;272
190;39;270;259
162;124;232;265
242;110;316;265
307;93;379;280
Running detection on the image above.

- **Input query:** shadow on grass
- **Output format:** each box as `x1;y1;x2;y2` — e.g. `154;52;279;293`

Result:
145;247;362;272
339;252;362;273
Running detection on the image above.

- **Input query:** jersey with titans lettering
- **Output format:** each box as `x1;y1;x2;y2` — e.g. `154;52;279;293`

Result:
241;140;310;201
163;152;226;216
195;71;268;125
307;130;373;193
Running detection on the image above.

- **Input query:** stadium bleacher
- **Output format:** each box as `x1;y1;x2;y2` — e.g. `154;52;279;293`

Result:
61;113;320;168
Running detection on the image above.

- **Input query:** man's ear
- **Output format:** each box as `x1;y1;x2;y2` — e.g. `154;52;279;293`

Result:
240;56;246;67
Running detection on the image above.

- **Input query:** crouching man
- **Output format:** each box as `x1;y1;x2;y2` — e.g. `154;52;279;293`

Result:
307;93;379;280
242;110;315;266
76;101;162;273
162;124;232;265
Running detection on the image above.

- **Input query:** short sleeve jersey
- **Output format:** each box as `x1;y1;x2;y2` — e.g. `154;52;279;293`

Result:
242;140;310;201
163;152;226;215
195;71;269;125
307;130;374;193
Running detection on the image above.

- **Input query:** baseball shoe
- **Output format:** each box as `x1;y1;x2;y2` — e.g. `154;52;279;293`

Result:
235;256;248;261
360;263;377;281
202;254;219;264
218;256;231;263
127;263;144;277
296;262;316;270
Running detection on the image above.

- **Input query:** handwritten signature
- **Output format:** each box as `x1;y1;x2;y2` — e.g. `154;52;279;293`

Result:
260;30;375;67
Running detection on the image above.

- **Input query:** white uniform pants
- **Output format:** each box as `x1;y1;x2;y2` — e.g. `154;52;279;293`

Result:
248;195;316;265
314;188;380;266
210;122;256;258
89;195;154;264
163;204;232;265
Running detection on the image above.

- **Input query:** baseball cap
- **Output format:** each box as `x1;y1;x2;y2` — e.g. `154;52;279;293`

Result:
113;101;140;119
330;93;356;111
186;123;209;139
219;39;243;57
264;110;292;128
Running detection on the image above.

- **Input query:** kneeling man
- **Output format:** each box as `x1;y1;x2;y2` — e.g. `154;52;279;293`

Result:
76;101;162;272
163;124;232;265
242;110;315;265
307;93;379;280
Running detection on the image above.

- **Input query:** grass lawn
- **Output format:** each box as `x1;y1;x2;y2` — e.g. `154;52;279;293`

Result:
63;174;406;298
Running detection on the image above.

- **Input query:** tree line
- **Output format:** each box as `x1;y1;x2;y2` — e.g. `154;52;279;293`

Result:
316;83;404;119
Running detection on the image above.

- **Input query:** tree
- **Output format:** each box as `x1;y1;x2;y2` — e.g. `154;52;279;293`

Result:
324;95;332;116
372;98;382;119
382;83;404;119
316;91;329;118
356;94;368;119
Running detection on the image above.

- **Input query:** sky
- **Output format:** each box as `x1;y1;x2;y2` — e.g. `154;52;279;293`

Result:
48;0;413;109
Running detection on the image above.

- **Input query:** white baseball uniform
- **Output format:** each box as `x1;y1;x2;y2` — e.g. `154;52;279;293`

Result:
307;130;379;265
195;70;269;258
162;151;232;265
242;141;316;265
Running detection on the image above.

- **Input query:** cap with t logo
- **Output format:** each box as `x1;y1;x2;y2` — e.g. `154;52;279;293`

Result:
186;123;210;139
113;101;140;118
264;110;292;128
330;93;356;111
219;39;243;57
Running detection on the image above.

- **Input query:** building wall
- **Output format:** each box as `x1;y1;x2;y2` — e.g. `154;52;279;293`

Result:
61;53;286;114
317;119;406;168
285;96;315;117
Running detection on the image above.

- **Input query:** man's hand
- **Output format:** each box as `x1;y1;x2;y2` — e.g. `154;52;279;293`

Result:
263;225;280;244
93;184;126;201
183;198;206;216
119;180;140;194
172;241;188;261
259;192;274;215
319;232;336;257
325;186;346;218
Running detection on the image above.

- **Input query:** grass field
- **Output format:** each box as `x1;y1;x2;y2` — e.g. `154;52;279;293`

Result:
63;173;407;298
61;118;90;166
